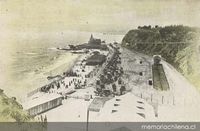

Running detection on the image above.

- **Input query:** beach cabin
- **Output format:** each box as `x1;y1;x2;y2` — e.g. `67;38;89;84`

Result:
23;93;62;116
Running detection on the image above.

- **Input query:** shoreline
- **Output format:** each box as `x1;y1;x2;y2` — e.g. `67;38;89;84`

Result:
25;52;81;99
23;40;117;116
2;52;80;103
1;31;124;101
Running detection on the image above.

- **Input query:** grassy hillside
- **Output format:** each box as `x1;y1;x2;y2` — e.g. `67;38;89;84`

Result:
0;89;32;122
0;89;47;130
122;25;200;91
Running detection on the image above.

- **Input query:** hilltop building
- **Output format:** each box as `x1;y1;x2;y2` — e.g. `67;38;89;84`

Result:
88;34;101;45
75;34;108;50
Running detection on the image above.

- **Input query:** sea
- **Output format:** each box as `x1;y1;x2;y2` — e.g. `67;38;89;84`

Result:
0;30;124;101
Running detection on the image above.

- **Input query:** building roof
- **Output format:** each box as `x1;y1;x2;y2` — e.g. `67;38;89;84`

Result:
86;54;106;65
88;97;110;112
95;93;155;121
23;93;62;110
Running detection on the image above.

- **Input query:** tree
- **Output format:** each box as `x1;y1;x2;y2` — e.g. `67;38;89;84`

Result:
114;76;118;81
112;84;117;92
100;84;105;89
120;86;126;95
118;78;122;85
96;80;100;85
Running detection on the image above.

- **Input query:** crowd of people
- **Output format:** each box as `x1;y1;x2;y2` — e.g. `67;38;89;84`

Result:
40;68;87;95
39;51;97;97
38;44;127;99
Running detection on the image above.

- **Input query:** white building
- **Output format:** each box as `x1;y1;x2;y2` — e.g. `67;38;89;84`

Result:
23;93;62;116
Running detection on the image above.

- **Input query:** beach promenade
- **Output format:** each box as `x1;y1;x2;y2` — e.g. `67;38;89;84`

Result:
22;39;116;116
22;39;200;123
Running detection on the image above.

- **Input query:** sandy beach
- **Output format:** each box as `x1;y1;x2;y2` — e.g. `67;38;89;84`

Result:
0;31;123;101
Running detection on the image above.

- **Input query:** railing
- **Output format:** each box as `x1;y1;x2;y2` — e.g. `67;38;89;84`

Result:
132;89;175;105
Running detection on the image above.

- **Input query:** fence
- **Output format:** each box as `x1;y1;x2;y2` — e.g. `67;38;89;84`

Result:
132;87;175;106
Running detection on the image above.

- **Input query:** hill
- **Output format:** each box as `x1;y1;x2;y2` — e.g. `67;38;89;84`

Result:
0;89;47;130
122;25;200;90
0;89;32;122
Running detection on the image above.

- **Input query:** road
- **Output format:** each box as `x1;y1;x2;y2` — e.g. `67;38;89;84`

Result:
121;47;200;121
41;46;200;122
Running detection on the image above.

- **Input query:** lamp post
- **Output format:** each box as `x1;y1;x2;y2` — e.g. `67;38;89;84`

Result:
86;109;90;131
86;98;103;131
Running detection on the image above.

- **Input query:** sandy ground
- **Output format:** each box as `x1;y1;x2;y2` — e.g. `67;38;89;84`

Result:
157;61;200;121
41;87;95;122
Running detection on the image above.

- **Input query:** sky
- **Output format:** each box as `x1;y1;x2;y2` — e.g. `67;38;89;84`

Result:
0;0;200;33
0;0;200;97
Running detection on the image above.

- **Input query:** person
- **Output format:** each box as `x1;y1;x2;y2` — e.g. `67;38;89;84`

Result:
120;86;126;95
44;115;47;122
57;82;60;89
